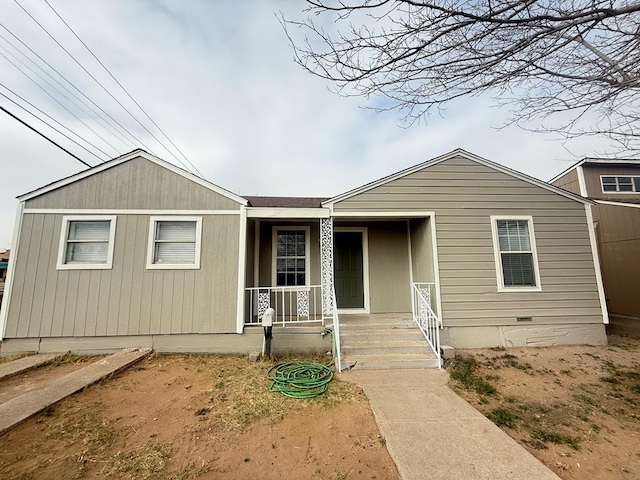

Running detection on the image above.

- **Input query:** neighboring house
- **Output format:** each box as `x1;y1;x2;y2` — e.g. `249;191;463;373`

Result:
551;159;640;335
0;250;8;308
0;149;608;367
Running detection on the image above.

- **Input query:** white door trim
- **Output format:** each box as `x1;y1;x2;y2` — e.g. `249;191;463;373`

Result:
334;227;370;314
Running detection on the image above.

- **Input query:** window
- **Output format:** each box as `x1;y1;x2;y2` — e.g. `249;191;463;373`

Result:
57;216;116;270
601;176;640;193
490;216;541;291
272;227;309;286
146;216;202;269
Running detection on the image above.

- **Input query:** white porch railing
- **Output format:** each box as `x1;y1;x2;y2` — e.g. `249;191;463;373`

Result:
411;282;442;369
245;285;323;326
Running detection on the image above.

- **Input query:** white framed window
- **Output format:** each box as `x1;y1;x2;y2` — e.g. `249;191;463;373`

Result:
146;216;202;270
57;215;117;270
272;226;310;287
490;216;542;292
601;175;640;193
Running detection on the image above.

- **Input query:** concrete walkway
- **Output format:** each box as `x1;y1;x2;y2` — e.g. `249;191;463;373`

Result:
0;353;62;381
340;369;561;480
0;350;147;435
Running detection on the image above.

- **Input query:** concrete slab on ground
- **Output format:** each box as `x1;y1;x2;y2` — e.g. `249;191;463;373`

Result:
340;369;561;480
0;354;62;381
0;350;147;436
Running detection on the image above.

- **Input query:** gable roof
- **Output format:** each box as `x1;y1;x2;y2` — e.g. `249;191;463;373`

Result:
323;148;592;206
17;149;248;205
549;157;640;183
244;196;329;208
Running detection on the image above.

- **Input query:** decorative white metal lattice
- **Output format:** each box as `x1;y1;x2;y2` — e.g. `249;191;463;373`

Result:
297;291;309;317
320;218;334;315
258;292;270;319
419;286;431;307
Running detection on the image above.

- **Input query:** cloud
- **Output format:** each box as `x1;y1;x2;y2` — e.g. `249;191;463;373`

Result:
0;0;616;249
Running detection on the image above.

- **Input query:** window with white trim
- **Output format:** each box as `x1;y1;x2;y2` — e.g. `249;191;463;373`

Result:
273;228;308;286
601;176;640;193
491;217;541;291
146;217;202;269
57;216;116;270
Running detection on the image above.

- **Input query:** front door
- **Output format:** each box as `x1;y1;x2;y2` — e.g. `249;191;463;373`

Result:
334;231;364;309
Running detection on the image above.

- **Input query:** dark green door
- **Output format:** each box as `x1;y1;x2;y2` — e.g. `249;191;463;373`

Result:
334;231;364;309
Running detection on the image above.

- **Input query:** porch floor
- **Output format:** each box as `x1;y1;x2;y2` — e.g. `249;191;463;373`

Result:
338;314;439;370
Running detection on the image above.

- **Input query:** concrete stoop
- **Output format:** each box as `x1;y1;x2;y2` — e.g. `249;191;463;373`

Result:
339;314;440;370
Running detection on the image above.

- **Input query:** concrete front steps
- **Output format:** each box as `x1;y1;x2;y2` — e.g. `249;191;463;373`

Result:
339;314;440;370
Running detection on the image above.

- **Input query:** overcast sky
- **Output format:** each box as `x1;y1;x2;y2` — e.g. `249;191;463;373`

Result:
0;0;618;249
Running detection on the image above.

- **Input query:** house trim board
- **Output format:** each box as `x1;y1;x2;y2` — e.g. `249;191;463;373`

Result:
594;200;640;209
332;211;436;218
323;149;592;207
23;209;241;215
0;202;24;339
253;219;260;289
236;206;248;333
246;208;329;218
577;166;587;196
17;150;248;206
429;215;444;322
585;204;609;325
334;226;371;315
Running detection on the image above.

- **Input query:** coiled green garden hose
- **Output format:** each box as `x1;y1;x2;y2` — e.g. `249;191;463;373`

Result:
267;361;334;399
267;327;336;399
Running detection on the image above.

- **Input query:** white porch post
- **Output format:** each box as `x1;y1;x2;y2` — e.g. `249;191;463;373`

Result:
320;217;334;316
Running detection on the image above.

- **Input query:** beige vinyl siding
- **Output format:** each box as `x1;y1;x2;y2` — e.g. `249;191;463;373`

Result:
409;218;434;283
551;169;581;195
25;156;242;211
366;222;411;313
4;213;240;338
333;156;602;326
582;164;640;199
592;203;640;319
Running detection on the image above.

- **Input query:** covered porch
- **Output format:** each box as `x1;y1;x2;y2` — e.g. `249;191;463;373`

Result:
242;202;442;369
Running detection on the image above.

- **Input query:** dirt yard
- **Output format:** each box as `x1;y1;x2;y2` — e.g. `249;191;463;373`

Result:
448;334;640;480
0;353;399;480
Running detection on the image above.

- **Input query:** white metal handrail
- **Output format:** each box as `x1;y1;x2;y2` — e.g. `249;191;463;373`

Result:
330;288;342;372
411;282;442;369
245;285;323;326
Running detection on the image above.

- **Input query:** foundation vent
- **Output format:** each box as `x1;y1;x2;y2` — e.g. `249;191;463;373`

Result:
517;316;533;322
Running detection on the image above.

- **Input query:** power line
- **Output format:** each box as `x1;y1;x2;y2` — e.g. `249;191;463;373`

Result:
13;0;196;175
0;83;111;160
0;30;135;150
0;22;150;152
0;91;107;162
0;48;122;154
1;104;92;167
43;0;204;177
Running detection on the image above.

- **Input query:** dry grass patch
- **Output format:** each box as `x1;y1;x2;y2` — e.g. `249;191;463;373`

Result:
185;353;365;431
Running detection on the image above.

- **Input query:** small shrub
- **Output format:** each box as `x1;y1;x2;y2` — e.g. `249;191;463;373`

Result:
449;355;497;396
487;408;517;428
531;429;581;450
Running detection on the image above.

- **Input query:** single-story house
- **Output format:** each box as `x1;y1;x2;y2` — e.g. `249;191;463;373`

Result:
0;149;608;369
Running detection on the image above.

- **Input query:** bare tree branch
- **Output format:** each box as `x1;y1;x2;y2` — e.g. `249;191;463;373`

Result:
283;0;640;153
